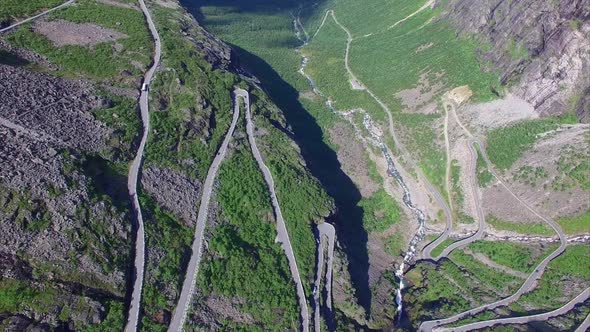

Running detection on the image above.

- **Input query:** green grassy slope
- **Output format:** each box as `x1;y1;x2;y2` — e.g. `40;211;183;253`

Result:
5;0;152;80
197;136;299;331
189;0;405;327
0;0;64;25
134;3;334;330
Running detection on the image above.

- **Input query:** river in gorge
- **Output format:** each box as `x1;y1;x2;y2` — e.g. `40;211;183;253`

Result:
293;12;427;324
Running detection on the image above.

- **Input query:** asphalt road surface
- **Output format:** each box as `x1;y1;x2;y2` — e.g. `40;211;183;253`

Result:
167;90;240;332
419;107;569;332
0;0;74;34
241;87;310;332
125;0;161;330
313;222;336;332
436;139;485;257
437;287;590;331
576;311;590;332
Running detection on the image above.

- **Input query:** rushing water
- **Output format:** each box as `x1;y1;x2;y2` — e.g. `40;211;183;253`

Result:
293;13;426;322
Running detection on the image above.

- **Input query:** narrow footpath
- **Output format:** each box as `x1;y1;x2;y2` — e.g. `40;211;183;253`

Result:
167;90;240;332
241;87;310;332
125;0;161;330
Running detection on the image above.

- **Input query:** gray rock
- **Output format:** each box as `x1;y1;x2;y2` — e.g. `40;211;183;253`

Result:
439;0;590;119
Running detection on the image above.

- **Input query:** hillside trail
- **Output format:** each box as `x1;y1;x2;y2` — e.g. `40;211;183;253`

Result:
444;104;453;215
167;90;240;332
465;251;528;279
325;9;453;263
0;116;65;145
241;88;310;332
125;0;161;330
388;0;435;30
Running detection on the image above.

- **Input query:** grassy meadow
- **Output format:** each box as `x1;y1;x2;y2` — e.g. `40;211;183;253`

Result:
4;0;152;80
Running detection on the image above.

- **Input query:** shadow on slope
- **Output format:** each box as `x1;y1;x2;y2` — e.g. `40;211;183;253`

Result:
231;43;373;314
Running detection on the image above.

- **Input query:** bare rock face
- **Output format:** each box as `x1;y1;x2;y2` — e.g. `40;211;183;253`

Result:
0;62;131;328
439;0;590;120
176;11;233;70
0;64;111;150
141;166;202;226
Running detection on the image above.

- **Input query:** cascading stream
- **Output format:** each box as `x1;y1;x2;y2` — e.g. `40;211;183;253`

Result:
293;12;426;321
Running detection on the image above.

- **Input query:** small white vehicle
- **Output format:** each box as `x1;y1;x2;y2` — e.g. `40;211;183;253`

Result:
141;83;149;91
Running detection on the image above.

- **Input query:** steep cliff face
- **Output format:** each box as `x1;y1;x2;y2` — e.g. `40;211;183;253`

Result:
439;0;590;121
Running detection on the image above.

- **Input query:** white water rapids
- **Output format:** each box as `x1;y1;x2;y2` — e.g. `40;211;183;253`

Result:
292;12;426;323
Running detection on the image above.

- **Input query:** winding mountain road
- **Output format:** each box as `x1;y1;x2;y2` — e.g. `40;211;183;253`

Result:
325;10;453;262
437;287;590;332
125;0;161;330
305;6;574;331
313;222;336;332
0;0;75;34
167;90;240;332
240;88;310;332
419;106;568;332
435;139;485;257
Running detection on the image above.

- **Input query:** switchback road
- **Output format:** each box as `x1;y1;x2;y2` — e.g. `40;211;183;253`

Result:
125;0;161;330
437;287;590;331
313;222;336;332
419;105;568;332
436;140;485;257
576;311;590;332
241;87;310;332
167;90;240;332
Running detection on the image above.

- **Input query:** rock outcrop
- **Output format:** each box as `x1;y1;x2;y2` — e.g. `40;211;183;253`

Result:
0;58;130;328
439;0;590;120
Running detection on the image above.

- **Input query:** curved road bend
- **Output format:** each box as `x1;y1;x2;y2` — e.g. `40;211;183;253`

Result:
125;0;161;330
240;87;310;331
167;91;240;332
0;0;75;34
436;140;486;257
576;311;590;332
438;287;590;332
325;11;453;261
419;210;566;332
419;108;568;332
313;222;336;332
